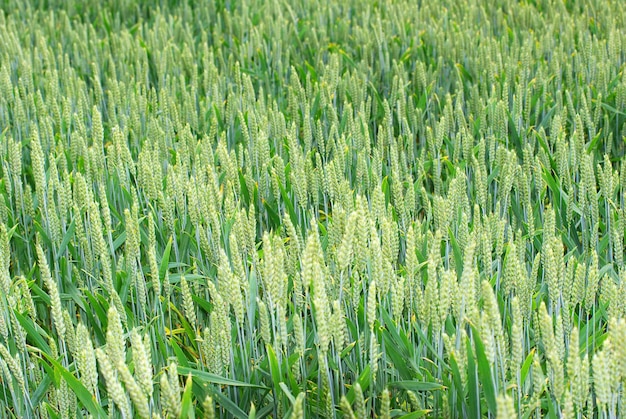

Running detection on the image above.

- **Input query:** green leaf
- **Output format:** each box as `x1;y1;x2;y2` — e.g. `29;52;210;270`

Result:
520;348;535;385
31;373;53;408
178;366;270;389
45;402;61;419
30;282;51;305
278;179;297;229
33;220;52;248
212;391;249;419
239;170;251;207
472;325;497;415
447;227;464;277
42;353;107;418
112;231;127;252
180;374;196;419
170;338;191;367
600;101;626;117
466;337;480;418
266;343;284;411
262;199;281;228
56;220;76;259
380;308;418;379
389;381;444;392
586;128;604;153
14;311;51;354
345;365;371;404
397;410;431;419
279;382;296;405
447;354;466;413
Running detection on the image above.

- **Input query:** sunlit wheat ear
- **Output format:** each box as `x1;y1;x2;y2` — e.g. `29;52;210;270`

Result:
257;298;271;344
593;345;611;412
202;395;215;419
130;329;153;397
57;374;73;418
105;306;126;368
367;280;377;331
496;394;515;419
380;388;391;419
0;224;11;295
147;213;161;299
30;127;46;202
289;310;303;360
116;361;151;419
353;382;366;418
36;240;65;339
0;302;8;341
180;275;197;328
160;362;181;418
75;323;98;396
2;1;626;417
62;309;77;356
290;392;305;419
96;348;131;417
0;343;25;391
340;395;356;419
510;296;523;374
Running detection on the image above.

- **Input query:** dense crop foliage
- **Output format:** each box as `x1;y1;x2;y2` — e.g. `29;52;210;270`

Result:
1;0;626;417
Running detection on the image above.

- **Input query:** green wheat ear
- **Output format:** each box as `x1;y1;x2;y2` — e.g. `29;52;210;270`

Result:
2;0;626;416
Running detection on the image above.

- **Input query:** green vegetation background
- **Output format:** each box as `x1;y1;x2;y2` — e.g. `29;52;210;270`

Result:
0;0;625;418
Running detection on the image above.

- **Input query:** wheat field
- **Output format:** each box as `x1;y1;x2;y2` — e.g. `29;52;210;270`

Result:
1;0;626;417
